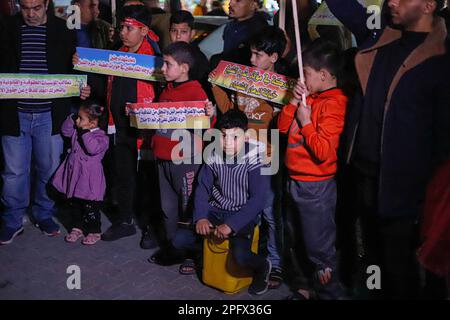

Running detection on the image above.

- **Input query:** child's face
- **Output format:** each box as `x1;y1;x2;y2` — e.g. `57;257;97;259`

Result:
220;128;246;157
304;65;327;94
169;23;194;43
76;109;97;130
119;24;147;52
250;47;277;71
161;54;188;82
228;0;258;21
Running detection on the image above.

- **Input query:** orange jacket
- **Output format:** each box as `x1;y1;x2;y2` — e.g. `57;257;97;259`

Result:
278;88;347;181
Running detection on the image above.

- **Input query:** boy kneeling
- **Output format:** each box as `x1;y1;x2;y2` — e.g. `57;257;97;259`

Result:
194;109;272;296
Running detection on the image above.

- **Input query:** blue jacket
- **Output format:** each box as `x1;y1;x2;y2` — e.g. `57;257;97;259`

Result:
326;0;450;218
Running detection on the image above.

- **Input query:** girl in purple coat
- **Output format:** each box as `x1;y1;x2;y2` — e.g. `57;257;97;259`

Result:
52;102;109;245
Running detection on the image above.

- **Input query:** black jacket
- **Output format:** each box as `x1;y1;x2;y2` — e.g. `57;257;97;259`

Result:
0;14;77;136
327;0;450;218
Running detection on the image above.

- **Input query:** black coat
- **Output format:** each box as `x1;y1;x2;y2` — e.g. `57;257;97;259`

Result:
0;14;77;136
327;0;450;218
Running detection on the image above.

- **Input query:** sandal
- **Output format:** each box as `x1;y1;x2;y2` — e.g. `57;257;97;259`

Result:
81;233;101;245
179;259;196;275
65;228;84;243
268;267;283;289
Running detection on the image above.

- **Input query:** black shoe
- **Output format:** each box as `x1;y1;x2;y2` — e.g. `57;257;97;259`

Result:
101;222;136;241
140;226;158;249
248;259;272;296
148;247;185;266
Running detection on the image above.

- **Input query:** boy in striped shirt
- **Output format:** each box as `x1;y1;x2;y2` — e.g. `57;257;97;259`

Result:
194;109;272;296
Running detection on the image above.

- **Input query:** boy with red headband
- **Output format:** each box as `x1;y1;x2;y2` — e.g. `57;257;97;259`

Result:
100;5;161;241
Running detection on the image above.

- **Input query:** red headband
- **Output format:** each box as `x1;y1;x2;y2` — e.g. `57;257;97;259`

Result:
121;18;148;29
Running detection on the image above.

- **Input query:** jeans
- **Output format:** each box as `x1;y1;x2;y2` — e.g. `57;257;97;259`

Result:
262;181;283;269
1;112;63;230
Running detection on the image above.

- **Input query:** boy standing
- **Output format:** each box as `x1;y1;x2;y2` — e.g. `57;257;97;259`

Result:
278;39;347;299
99;5;160;241
149;41;215;269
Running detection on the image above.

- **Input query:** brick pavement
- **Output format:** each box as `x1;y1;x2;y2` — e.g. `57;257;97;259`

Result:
0;214;291;300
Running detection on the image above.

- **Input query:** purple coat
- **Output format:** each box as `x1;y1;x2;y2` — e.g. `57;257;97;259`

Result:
52;116;109;201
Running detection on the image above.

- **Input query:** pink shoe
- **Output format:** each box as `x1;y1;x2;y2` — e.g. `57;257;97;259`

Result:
82;233;101;245
65;228;83;243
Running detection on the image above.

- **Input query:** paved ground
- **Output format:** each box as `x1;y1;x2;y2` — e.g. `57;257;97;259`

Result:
0;214;291;300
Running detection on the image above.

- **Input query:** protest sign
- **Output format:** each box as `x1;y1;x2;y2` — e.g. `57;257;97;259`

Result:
127;101;210;129
0;74;87;99
74;47;164;81
209;61;296;105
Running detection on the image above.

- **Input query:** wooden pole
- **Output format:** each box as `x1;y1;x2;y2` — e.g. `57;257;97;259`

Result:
111;0;117;28
291;0;306;105
279;0;286;31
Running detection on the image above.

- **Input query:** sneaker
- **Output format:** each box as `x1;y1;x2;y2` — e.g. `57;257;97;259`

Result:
140;226;158;249
37;218;61;236
248;259;272;296
101;222;136;241
0;226;24;245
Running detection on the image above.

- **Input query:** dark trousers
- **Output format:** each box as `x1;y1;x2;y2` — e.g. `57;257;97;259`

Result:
69;198;102;234
353;168;420;299
210;211;266;273
157;160;200;240
287;177;344;300
110;129;137;224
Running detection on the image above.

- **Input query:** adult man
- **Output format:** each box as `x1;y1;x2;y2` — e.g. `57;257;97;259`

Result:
0;0;90;244
72;0;113;49
326;0;450;298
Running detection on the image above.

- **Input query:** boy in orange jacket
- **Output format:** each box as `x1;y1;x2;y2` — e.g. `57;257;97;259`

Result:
278;39;347;300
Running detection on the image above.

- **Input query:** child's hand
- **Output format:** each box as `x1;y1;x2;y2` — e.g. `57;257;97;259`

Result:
72;52;79;66
196;219;213;236
205;101;215;118
80;85;91;100
296;101;312;127
214;224;232;239
208;69;217;80
290;79;309;105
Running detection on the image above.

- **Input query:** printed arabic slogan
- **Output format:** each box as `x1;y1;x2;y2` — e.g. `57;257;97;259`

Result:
127;101;210;129
0;74;88;99
208;61;296;105
74;47;164;82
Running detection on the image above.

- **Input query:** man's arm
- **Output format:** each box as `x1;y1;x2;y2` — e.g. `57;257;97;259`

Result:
325;0;372;45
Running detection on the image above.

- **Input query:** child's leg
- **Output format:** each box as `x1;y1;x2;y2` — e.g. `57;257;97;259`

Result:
112;131;137;224
64;199;84;243
157;160;181;241
166;162;201;222
81;200;102;245
82;201;102;234
229;222;272;295
288;178;344;300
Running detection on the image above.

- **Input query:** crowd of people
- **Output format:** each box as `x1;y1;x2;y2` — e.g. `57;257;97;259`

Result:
0;0;449;300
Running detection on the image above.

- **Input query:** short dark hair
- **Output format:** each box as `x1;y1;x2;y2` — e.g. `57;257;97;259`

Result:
216;109;248;131
120;5;152;27
170;10;194;29
303;38;343;79
162;41;197;76
249;26;286;58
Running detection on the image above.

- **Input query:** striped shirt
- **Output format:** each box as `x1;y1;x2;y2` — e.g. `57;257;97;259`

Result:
194;143;270;232
206;144;264;212
18;24;52;113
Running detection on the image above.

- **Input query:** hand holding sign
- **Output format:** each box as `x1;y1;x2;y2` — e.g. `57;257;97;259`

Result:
290;79;309;105
80;84;91;100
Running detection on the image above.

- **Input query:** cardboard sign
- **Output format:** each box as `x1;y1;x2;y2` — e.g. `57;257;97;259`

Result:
0;74;87;99
74;47;164;82
209;61;296;105
127;101;210;129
